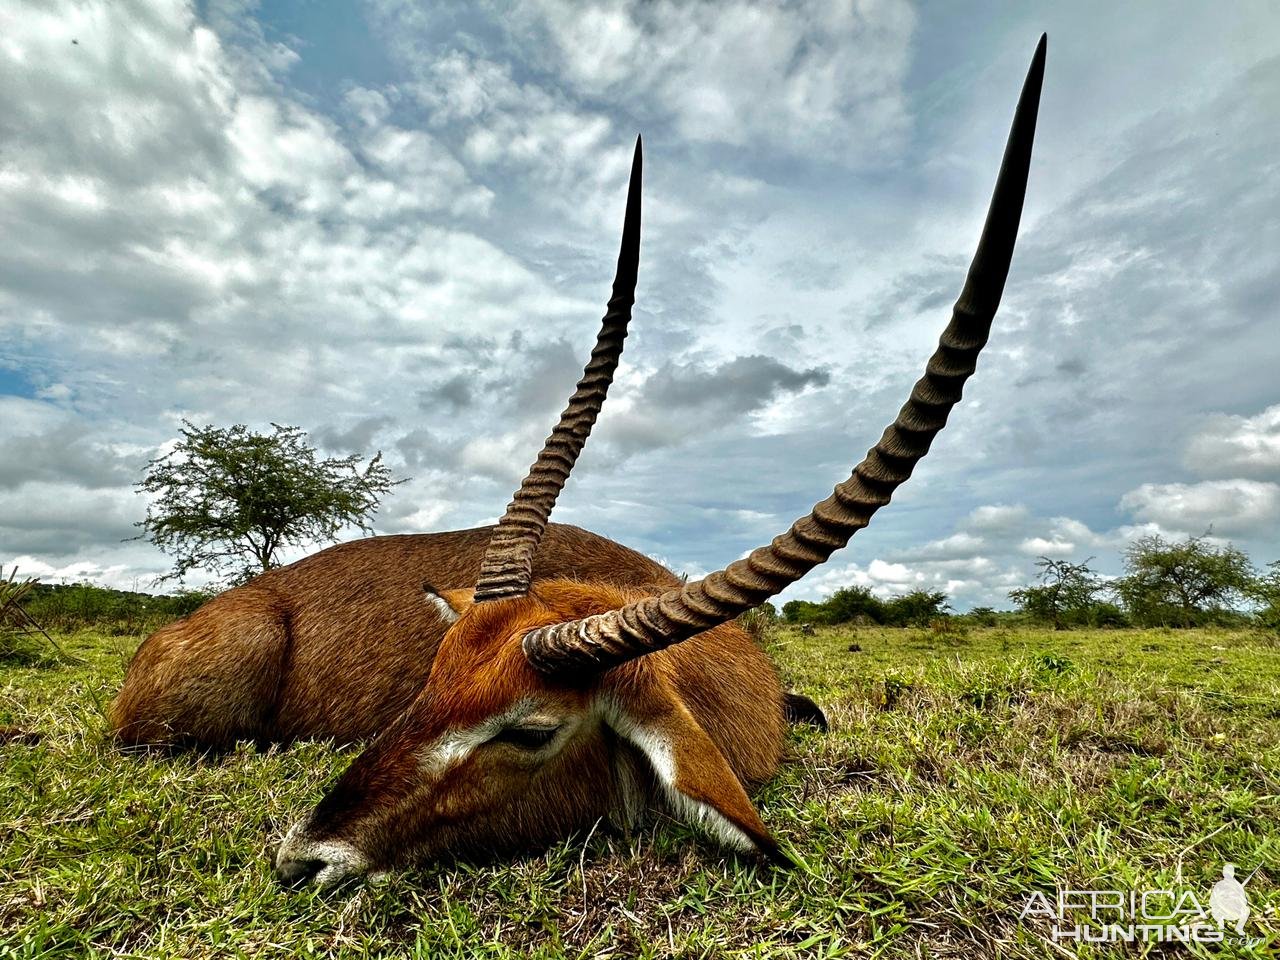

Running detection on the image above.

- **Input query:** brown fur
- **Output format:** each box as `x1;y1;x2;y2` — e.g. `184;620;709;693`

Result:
109;523;678;747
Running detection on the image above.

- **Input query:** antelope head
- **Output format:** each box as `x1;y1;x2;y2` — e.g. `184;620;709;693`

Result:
276;37;1046;888
275;577;788;887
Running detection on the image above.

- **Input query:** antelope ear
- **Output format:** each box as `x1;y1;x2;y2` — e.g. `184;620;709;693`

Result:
423;585;475;625
605;681;788;865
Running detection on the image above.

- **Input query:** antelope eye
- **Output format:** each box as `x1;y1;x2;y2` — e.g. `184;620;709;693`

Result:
494;725;559;750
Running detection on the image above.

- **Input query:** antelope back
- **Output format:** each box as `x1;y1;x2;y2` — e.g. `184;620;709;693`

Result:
110;524;679;747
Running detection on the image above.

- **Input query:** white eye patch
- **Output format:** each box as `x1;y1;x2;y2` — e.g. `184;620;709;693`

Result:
416;700;573;773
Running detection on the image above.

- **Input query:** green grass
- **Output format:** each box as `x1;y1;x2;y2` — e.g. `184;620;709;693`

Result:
2;625;1278;957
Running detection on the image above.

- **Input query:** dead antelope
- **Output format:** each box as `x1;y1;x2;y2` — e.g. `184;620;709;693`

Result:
114;37;1045;889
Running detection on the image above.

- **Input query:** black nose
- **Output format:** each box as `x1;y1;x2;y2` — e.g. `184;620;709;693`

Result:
276;857;325;887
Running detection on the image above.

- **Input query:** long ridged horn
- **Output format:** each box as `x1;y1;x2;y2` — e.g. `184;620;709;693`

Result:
524;36;1046;674
473;137;643;602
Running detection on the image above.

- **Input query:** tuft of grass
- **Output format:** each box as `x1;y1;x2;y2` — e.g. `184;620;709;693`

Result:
2;626;1278;957
0;568;73;666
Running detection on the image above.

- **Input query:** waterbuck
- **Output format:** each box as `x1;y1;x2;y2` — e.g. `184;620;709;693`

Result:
113;37;1045;889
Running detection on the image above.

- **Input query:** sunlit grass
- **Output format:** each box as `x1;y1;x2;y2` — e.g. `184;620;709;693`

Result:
2;625;1278;957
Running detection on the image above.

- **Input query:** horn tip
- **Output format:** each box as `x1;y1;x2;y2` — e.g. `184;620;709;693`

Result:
1012;34;1047;131
1030;34;1047;78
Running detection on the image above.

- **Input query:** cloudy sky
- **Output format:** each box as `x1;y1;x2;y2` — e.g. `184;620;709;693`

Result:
1;0;1277;608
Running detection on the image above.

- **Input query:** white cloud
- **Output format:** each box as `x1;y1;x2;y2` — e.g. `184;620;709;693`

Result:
503;0;917;159
896;532;986;561
806;556;924;598
4;555;139;590
402;47;630;226
1019;537;1073;555
964;504;1032;535
1184;404;1280;479
1016;516;1113;556
800;550;1023;607
1118;479;1280;537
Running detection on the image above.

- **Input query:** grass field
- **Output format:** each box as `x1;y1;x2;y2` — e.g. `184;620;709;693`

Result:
2;624;1278;958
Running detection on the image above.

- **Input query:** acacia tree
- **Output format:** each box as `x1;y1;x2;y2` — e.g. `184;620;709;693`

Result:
1009;556;1106;629
1115;534;1254;627
136;422;403;585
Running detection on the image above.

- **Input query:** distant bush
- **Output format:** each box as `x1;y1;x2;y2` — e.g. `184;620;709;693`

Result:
782;599;833;625
1029;598;1130;629
824;587;885;625
784;587;952;628
1079;601;1128;628
964;606;1001;627
882;590;950;627
21;582;213;635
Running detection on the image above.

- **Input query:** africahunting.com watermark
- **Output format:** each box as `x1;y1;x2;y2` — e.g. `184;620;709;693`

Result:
1018;863;1263;946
